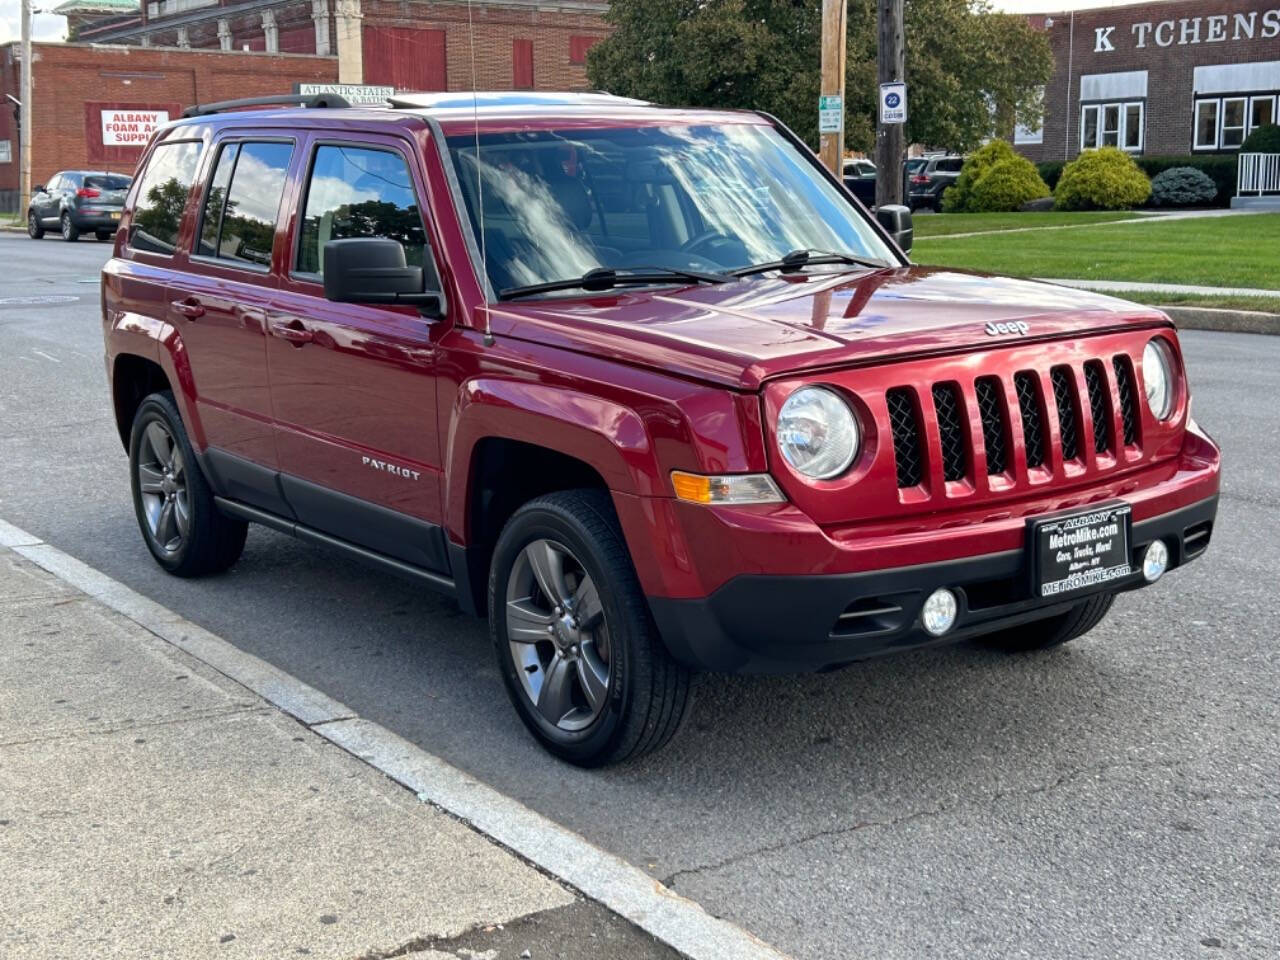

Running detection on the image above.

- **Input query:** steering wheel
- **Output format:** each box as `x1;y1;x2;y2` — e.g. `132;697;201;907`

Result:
680;230;731;257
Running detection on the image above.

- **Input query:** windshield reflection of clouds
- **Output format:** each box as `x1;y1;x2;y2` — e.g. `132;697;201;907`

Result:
451;124;891;295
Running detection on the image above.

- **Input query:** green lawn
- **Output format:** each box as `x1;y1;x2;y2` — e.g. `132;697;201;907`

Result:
912;213;1280;290
912;210;1146;238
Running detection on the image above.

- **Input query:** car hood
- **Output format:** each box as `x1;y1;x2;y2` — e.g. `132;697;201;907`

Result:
487;266;1170;390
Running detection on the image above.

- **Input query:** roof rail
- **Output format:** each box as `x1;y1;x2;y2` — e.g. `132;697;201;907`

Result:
181;93;351;119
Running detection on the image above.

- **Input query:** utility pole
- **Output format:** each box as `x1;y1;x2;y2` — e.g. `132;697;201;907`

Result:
818;0;846;176
874;0;905;208
19;0;34;223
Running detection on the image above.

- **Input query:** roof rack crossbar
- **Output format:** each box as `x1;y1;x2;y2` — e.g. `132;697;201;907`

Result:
181;93;351;119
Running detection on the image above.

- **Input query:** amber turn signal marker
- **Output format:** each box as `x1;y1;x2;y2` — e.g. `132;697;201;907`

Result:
670;471;785;505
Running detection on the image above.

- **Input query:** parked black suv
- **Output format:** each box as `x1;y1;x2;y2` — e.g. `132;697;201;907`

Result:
906;155;964;211
28;171;133;242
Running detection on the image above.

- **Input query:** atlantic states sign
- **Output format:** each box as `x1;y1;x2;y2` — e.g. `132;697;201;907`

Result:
1093;8;1280;52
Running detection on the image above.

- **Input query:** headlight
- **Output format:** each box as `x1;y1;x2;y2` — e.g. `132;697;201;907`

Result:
1142;338;1175;421
777;386;859;479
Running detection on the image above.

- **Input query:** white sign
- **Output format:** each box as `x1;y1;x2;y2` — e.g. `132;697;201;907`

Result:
0;139;11;164
101;110;169;147
297;83;395;106
818;94;843;134
879;82;907;125
1095;9;1279;52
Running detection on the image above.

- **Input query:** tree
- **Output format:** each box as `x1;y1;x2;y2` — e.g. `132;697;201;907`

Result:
587;0;1053;155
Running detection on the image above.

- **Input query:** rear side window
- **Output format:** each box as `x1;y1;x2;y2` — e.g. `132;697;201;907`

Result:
86;175;132;191
198;141;293;268
131;141;203;255
296;144;434;283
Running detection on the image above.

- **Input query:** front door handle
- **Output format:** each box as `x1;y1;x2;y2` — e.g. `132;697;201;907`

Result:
170;297;205;319
269;317;314;346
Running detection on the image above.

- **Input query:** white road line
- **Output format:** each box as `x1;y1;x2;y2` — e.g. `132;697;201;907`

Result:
0;515;794;960
31;349;61;363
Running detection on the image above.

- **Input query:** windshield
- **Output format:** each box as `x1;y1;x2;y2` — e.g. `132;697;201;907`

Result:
446;123;897;298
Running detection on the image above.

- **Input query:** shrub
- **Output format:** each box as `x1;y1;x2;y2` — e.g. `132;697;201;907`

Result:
941;140;1019;212
1241;123;1280;154
1036;161;1064;191
1054;147;1151;210
968;157;1051;212
1134;155;1234;206
1149;166;1219;207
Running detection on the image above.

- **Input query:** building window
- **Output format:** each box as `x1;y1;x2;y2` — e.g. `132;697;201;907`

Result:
1221;97;1248;148
569;35;599;65
513;39;534;89
1249;95;1276;135
1013;86;1044;145
1194;99;1219;150
1080;101;1143;152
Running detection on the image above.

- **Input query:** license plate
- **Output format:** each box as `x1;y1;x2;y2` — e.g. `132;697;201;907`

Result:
1032;503;1132;599
110;211;121;220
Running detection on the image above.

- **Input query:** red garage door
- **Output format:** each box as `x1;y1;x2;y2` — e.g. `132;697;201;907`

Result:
363;27;447;91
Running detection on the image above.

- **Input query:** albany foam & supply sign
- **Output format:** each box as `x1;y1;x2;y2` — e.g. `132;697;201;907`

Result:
101;109;170;147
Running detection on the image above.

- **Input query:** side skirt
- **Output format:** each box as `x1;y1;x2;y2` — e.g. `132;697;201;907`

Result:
214;497;458;600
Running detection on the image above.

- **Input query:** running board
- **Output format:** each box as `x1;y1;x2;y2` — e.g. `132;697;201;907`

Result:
214;497;457;597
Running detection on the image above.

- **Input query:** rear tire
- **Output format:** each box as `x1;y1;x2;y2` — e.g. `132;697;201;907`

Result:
128;391;247;577
27;212;44;239
96;230;113;242
60;212;79;242
489;489;692;766
979;592;1116;652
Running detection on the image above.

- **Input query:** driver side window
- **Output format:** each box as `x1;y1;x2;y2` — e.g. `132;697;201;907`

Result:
296;143;438;287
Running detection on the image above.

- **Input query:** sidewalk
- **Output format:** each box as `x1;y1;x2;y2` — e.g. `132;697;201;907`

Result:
0;544;678;960
1039;277;1280;298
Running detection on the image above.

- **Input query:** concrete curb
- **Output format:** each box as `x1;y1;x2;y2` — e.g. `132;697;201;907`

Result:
1160;305;1280;335
0;515;794;960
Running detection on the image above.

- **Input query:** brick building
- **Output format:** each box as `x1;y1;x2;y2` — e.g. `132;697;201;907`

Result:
74;0;611;92
1;1;611;213
0;42;338;211
1014;0;1280;162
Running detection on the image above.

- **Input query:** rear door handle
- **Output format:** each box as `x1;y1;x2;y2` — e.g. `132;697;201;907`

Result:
269;317;314;346
170;297;205;319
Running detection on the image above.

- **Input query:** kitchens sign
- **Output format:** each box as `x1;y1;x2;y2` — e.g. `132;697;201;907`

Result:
1094;8;1280;52
101;109;169;146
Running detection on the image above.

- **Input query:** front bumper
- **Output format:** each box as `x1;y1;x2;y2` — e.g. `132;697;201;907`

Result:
649;493;1217;673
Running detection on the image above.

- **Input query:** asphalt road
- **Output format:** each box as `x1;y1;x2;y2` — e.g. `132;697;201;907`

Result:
1;231;1277;960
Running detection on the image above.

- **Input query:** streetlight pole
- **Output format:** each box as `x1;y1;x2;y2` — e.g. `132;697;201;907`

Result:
874;0;905;208
19;0;34;222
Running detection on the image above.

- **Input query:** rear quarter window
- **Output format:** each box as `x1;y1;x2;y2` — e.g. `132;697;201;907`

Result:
130;141;203;255
86;175;132;191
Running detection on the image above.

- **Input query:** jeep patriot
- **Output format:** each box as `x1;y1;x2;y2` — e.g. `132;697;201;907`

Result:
102;92;1220;765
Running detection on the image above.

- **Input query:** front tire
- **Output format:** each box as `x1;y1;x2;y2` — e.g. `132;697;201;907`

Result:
489;489;692;766
27;212;44;239
128;391;247;577
979;592;1116;652
60;212;79;242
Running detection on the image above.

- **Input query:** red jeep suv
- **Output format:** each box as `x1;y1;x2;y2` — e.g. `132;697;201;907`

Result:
102;92;1220;765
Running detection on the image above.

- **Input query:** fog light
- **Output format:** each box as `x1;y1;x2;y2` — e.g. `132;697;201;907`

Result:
1142;540;1169;583
922;588;958;636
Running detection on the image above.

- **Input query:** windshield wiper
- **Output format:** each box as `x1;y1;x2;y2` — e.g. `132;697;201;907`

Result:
499;266;730;301
728;248;888;279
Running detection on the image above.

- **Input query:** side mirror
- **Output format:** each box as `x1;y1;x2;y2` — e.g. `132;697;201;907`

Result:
322;238;445;318
32;184;43;193
876;204;913;254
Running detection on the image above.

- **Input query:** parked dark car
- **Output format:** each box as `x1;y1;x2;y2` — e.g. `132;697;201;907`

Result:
842;159;877;207
906;155;964;211
27;171;133;242
103;92;1218;766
